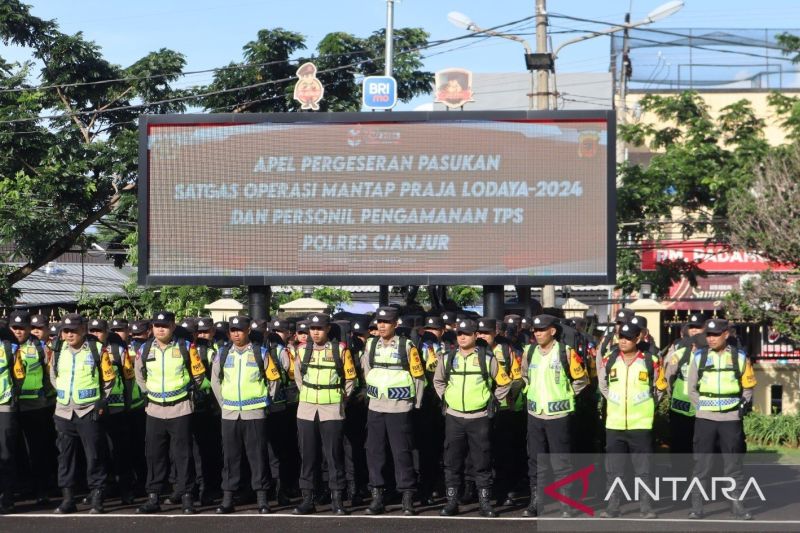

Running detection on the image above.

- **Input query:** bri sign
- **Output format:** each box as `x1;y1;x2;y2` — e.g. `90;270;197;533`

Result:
362;76;397;110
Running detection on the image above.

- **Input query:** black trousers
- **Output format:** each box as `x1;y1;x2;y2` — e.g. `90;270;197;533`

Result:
692;418;746;491
443;414;492;490
297;415;346;491
343;398;368;489
102;412;133;491
366;410;416;491
145;414;194;495
128;409;147;490
494;409;527;494
54;413;108;490
221;417;270;492
191;409;221;495
604;429;652;490
526;414;572;491
266;407;299;489
669;411;695;455
0;411;18;499
414;389;444;496
19;406;57;493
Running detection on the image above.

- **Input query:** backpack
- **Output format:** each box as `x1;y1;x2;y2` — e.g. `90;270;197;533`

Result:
300;341;344;381
367;335;410;372
217;342;268;385
443;343;492;388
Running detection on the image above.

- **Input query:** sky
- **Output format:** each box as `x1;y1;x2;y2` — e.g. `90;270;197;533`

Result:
3;0;800;110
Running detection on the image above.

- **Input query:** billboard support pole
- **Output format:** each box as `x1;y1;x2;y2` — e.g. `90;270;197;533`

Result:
484;285;504;319
249;285;270;320
379;285;389;306
515;285;532;316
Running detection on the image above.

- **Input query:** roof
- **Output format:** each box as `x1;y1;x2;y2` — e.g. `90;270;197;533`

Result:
9;262;132;306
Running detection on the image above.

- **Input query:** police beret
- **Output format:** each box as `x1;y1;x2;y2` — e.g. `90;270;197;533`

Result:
88;318;108;331
110;318;128;331
477;318;497;333
531;314;558;329
196;318;213;332
455;319;477;334
704;319;729;335
8;310;31;327
375;307;399;321
30;314;48;328
424;316;444;329
61;313;85;328
687;313;705;328
307;313;330;327
152;311;175;326
228;316;252;330
618;322;642;339
615;308;635;324
630;316;648;329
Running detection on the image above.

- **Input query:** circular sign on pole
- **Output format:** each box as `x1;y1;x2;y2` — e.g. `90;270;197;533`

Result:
362;76;398;110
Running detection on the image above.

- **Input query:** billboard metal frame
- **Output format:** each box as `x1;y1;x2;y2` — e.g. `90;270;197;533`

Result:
138;110;616;286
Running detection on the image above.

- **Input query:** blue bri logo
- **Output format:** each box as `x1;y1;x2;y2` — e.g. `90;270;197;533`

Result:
362;76;397;110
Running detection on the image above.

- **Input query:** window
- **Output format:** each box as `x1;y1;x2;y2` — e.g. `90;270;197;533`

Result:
771;385;783;415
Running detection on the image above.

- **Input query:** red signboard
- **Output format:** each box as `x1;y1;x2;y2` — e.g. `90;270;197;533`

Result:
664;274;742;310
641;240;793;273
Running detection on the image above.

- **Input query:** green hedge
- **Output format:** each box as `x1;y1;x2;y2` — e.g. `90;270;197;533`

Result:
744;413;800;448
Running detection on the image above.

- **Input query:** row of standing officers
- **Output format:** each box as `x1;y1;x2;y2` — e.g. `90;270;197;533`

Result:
0;305;756;518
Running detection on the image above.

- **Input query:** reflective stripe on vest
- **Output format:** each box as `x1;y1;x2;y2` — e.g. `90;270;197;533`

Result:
605;354;655;430
443;350;492;413
220;345;269;411
55;343;101;406
525;341;575;416
669;347;695;416
697;349;743;412
299;343;343;405
365;337;415;401
145;342;191;404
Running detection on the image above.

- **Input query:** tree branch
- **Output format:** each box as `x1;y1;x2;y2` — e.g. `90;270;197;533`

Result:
56;87;91;144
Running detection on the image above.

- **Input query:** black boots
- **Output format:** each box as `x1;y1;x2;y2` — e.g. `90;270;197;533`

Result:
366;487;384;515
275;479;290;506
478;487;497;518
89;488;105;514
331;489;348;515
523;490;538;517
54;488;77;514
440;487;459;516
732;499;752;520
216;491;235;514
688;492;704;519
402;490;416;516
256;490;270;514
137;492;161;514
600;493;620;518
348;481;363;507
460;480;477;504
181;492;195;514
293;489;316;515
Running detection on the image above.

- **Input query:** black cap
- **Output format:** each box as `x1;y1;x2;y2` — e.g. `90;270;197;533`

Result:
615;308;635;324
504;314;522;326
30;314;48;328
520;316;532;328
307;313;330;327
88;318;108;331
704;319;729;335
130;320;150;335
455;319;477;334
296;320;310;333
477;318;497;333
196;318;213;332
368;319;378;331
179;318;197;334
374;307;399;321
687;313;705;328
228;316;252;330
618;322;642;340
214;320;228;332
49;324;58;336
152;311;175;327
61;313;85;329
630;316;648;329
269;319;291;333
531;314;558;329
110;318;128;331
351;317;371;335
8;310;31;327
424;316;444;329
440;312;457;326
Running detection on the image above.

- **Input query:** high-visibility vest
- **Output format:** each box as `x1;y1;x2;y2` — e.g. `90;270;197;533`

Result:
365;336;417;401
443;348;493;413
220;344;269;410
299;342;345;405
604;351;656;430
142;341;192;404
669;346;695;416
525;341;576;416
55;342;104;406
695;347;745;413
15;339;46;401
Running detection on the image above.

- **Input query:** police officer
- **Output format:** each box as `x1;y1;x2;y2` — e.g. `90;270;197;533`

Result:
687;318;756;520
135;311;206;514
0;311;29;513
598;322;666;519
478;317;525;507
599;309;635;357
50;313;116;514
292;313;357;515
362;306;425;515
126;319;150;494
664;313;705;456
434;319;512;518
343;316;369;507
15;312;56;505
631;316;659;356
520;314;589;517
89;318;137;504
211;316;275;514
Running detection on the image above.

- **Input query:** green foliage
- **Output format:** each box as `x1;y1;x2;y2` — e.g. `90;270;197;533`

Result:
725;271;800;341
744;412;800;448
448;285;482;307
270;287;353;315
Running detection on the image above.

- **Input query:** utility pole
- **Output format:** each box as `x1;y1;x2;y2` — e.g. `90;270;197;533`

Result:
379;0;395;307
617;12;631;167
535;0;549;110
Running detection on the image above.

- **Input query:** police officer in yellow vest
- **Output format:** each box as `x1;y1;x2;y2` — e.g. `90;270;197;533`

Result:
416;316;447;506
598;321;666;519
211;315;277;514
434;319;512;518
134;311;206;515
50;313;116;514
664;313;705;456
687;318;756;520
520;314;589;517
0;310;29;513
361;306;425;516
292;313;357;516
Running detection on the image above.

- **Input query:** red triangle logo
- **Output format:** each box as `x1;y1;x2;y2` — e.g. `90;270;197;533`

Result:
543;463;595;516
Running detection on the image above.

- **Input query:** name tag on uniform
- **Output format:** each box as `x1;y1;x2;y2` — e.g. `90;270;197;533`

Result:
609;368;618;382
638;371;649;382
